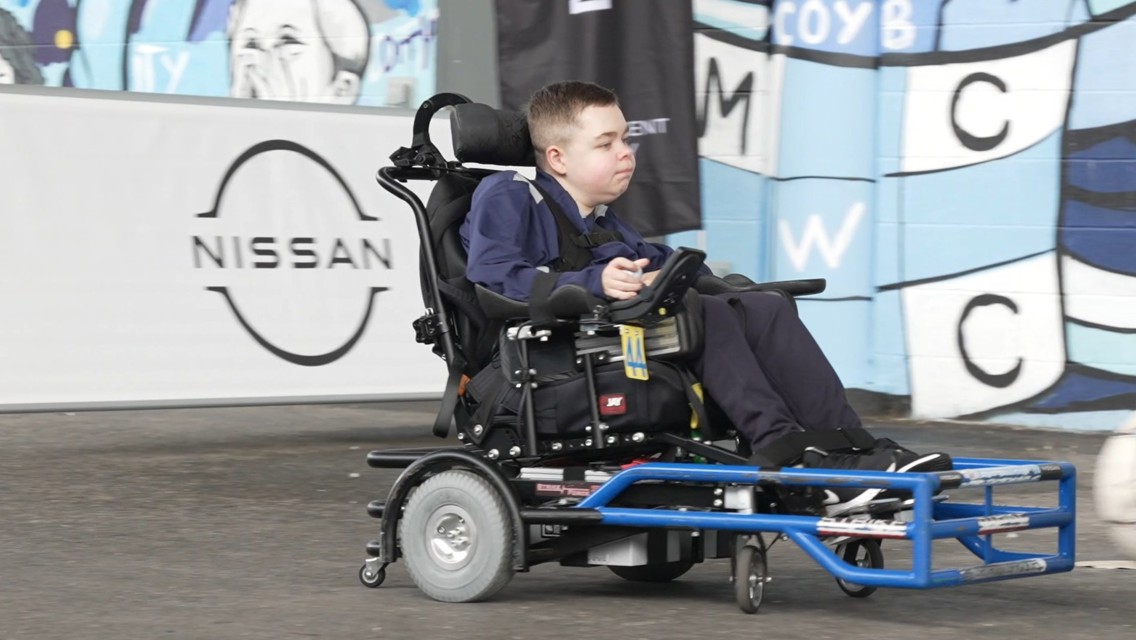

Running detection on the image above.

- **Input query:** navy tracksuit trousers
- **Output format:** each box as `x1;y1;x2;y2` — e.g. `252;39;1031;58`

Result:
691;292;862;451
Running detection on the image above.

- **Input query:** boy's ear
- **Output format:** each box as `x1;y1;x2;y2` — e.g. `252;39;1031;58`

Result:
545;145;568;175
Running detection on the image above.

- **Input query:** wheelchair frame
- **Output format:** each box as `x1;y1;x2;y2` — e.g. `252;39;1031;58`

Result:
358;94;1077;612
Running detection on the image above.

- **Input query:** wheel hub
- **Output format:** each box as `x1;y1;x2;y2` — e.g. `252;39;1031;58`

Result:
426;504;476;569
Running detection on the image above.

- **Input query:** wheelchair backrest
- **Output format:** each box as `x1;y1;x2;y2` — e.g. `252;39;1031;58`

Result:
414;101;536;374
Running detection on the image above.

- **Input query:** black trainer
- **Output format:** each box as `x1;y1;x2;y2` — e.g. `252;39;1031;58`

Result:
871;437;954;473
797;445;951;516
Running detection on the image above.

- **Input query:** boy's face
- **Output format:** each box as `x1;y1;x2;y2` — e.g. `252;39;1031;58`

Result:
552;104;636;210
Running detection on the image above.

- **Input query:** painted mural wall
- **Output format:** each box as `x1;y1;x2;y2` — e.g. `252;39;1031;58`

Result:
677;0;1136;430
0;0;437;106
2;0;1132;430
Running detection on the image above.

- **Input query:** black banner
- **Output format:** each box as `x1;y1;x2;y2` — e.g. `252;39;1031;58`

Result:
495;0;701;236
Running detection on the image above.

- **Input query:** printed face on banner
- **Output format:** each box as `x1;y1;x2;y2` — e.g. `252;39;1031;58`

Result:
228;0;369;104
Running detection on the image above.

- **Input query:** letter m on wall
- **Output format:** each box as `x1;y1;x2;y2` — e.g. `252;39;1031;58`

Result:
694;32;783;175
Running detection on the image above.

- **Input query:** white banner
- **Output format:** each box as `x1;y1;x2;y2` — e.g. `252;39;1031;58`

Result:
0;89;449;409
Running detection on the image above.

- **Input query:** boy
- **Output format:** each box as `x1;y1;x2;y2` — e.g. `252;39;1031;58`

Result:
461;81;950;514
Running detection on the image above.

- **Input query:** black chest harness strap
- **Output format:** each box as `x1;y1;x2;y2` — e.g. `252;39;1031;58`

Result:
522;177;623;327
524;178;624;272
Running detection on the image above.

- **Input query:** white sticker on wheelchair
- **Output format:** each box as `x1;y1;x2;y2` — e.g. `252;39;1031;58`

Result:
976;514;1030;534
816;517;909;539
959;559;1048;582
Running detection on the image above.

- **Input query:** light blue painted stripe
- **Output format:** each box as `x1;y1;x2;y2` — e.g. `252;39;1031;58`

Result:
939;0;1085;51
777;58;877;180
694;0;770;38
1066;322;1136;376
985;410;1135;432
899;133;1062;282
1068;16;1136;130
798;298;872;390
870;291;912;392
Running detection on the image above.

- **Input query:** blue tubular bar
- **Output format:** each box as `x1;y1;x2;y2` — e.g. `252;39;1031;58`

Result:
934;503;1054;518
576;463;943;510
932;556;1076;586
570;456;1076;589
927;510;1073;539
788;531;920;587
1058;471;1078;565
955;536;1057;564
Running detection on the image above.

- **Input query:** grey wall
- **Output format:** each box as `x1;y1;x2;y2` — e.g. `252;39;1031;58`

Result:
437;0;500;107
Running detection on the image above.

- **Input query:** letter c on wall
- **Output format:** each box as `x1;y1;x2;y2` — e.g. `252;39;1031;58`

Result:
957;293;1023;389
951;72;1010;152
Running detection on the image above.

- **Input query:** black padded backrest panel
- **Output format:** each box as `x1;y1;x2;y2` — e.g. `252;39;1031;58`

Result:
451;103;535;167
424;172;481;285
423;171;497;372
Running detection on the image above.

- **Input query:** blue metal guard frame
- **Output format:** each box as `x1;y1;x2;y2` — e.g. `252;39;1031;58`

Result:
574;457;1076;589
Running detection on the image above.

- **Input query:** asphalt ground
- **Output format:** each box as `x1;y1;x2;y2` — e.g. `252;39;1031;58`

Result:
1;403;1133;640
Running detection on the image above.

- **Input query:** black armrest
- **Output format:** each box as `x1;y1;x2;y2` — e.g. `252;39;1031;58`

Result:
696;274;827;297
608;247;706;324
474;285;530;320
472;247;707;325
475;284;601;321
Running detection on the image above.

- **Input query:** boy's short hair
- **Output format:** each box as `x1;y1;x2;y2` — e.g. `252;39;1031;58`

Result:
525;81;619;168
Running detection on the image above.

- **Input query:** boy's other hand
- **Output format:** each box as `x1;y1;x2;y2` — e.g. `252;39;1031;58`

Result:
602;257;650;300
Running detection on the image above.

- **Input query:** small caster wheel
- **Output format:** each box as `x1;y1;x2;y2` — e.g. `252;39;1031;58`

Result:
834;539;882;598
359;564;386;588
734;544;767;614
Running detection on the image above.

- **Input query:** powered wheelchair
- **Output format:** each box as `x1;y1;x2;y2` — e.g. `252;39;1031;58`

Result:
357;94;1077;612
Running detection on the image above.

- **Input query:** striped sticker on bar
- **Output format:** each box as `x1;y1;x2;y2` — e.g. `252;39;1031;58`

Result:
958;465;1043;487
817;517;909;539
976;514;1031;534
960;559;1048;582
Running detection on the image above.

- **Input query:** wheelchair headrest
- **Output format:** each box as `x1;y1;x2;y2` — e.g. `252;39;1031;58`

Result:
450;103;535;167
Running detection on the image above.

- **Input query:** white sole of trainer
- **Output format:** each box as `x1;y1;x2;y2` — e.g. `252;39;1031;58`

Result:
822;461;898;516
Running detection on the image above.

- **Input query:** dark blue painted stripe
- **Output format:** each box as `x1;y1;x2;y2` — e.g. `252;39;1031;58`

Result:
1064;137;1136;193
1061;198;1136;228
1058;226;1136;275
1029;368;1136;411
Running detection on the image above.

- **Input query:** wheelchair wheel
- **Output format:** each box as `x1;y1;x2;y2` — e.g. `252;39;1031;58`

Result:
608;560;695;583
399;469;515;602
734;543;767;614
359;564;386;588
834;539;883;598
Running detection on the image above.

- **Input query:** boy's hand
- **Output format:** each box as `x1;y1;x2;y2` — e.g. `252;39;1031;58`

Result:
602;257;650;300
